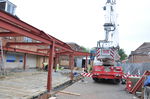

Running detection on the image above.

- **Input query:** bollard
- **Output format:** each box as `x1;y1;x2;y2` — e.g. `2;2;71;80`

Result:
126;78;132;92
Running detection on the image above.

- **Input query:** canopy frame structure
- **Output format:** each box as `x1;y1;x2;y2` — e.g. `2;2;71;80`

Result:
0;10;90;92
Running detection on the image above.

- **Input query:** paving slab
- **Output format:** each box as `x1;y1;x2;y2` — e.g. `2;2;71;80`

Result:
0;69;70;99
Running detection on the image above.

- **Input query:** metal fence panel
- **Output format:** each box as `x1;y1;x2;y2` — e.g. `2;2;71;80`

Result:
121;63;150;75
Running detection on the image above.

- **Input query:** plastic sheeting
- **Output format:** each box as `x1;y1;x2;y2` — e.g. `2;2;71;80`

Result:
144;76;150;87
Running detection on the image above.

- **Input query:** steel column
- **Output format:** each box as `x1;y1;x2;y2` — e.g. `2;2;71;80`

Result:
69;55;74;81
47;41;55;92
23;53;27;70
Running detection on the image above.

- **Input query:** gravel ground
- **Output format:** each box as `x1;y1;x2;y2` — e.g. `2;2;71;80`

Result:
56;77;139;99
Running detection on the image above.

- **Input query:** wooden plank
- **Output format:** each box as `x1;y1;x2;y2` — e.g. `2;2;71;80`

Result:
58;91;80;96
49;97;57;99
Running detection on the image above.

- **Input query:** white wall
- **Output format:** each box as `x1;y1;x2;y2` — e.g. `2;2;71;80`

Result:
4;52;24;69
76;58;82;68
26;54;36;68
3;52;37;69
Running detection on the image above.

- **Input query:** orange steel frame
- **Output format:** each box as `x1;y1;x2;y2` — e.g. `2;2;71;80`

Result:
0;10;90;92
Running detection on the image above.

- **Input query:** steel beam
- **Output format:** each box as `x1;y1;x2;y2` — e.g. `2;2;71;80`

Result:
56;51;90;56
0;32;23;36
3;47;48;56
0;10;70;48
0;17;72;52
6;42;49;46
0;11;70;46
0;11;73;52
0;19;53;45
74;51;90;56
6;42;73;52
47;41;55;92
37;49;49;51
55;44;73;52
0;11;52;39
56;51;73;55
47;34;72;50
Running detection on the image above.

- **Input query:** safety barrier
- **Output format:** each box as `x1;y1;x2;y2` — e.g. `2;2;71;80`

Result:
81;72;93;77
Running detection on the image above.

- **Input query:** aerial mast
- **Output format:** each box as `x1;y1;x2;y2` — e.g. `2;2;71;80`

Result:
96;0;119;65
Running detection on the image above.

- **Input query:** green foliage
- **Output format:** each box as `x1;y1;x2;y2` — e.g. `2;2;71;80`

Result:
81;46;90;52
118;48;127;61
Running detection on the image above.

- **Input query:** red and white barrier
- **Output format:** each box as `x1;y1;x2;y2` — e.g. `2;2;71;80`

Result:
81;72;93;77
122;74;141;79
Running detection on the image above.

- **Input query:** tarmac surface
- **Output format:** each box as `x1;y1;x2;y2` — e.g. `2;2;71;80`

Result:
56;77;139;99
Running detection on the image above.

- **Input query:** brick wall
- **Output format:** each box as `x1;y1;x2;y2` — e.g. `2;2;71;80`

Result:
2;37;48;53
128;55;150;63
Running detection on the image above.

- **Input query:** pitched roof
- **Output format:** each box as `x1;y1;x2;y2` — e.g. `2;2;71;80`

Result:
131;42;150;55
67;42;83;52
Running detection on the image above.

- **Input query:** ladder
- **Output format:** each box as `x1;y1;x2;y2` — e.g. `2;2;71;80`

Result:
0;37;5;75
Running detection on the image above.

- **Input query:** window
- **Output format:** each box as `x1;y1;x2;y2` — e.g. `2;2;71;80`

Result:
11;6;15;14
6;54;16;62
7;3;11;13
0;2;6;11
24;37;32;42
19;56;23;62
0;1;16;15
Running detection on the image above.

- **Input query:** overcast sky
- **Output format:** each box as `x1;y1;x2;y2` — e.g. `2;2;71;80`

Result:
9;0;150;55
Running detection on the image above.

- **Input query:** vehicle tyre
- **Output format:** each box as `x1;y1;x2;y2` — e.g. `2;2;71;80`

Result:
121;79;126;84
92;78;99;82
113;79;120;84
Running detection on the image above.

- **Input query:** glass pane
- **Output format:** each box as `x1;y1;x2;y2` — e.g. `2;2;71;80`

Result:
7;3;11;13
0;2;6;11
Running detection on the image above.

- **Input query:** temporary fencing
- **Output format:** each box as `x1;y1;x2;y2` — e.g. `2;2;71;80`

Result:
121;63;150;76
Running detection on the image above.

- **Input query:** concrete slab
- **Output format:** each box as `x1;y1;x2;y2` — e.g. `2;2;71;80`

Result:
0;69;70;99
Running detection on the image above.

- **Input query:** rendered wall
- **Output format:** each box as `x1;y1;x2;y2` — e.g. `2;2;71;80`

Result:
26;54;36;68
3;52;38;69
4;52;24;69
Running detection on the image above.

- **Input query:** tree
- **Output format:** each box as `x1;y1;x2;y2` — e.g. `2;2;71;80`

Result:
118;48;127;61
81;46;90;52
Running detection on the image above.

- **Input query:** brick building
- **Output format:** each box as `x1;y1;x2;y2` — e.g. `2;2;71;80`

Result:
1;36;49;69
59;43;87;68
0;0;48;70
128;42;150;63
0;0;71;71
67;42;83;52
